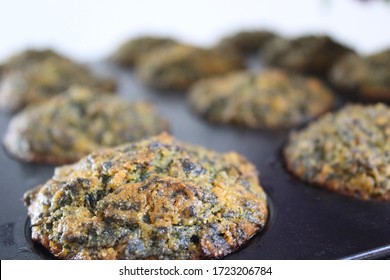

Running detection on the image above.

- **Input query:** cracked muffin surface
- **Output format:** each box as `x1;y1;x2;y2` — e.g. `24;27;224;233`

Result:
136;44;244;91
24;133;268;259
0;54;116;112
188;70;334;128
4;87;169;164
329;49;390;100
284;104;390;200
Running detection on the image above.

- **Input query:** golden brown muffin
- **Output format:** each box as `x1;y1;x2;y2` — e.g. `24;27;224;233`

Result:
111;36;178;67
284;104;390;200
136;44;244;91
24;133;268;259
261;35;353;75
3;87;169;164
0;55;116;113
188;70;334;128
329;49;390;100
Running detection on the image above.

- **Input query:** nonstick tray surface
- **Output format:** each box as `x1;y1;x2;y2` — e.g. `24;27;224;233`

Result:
1;61;389;260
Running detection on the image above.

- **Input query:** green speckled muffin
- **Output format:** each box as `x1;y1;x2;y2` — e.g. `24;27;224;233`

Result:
284;103;390;200
3;87;169;164
217;30;279;55
111;36;177;67
0;55;116;113
261;35;353;75
188;70;334;128
136;44;244;91
329;49;390;100
24;133;268;259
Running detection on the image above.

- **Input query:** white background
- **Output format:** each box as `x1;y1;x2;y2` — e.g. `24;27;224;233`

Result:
0;0;390;62
2;260;390;280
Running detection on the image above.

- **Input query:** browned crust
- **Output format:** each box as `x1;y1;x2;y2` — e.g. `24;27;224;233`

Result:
27;199;268;260
30;228;265;260
24;133;268;259
283;145;390;201
27;202;269;260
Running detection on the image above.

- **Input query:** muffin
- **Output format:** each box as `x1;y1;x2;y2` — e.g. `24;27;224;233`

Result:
261;35;353;75
0;55;116;113
136;44;244;91
188;70;334;128
284;103;390;200
3;87;169;164
0;49;63;75
217;30;279;56
329;49;390;100
111;36;177;67
24;133;268;259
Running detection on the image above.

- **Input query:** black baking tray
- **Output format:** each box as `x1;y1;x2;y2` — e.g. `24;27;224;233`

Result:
0;60;389;260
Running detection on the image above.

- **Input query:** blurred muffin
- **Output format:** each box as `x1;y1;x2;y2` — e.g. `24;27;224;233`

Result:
3;87;169;164
261;35;353;75
24;133;268;259
0;55;116;113
0;49;63;75
111;36;177;67
329;49;390;100
284;104;390;201
188;70;334;128
136;44;244;91
217;30;279;56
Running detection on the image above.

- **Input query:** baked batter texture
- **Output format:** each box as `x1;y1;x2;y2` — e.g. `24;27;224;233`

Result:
4;87;169;164
0;55;116;112
284;104;390;200
261;35;353;75
136;44;243;91
188;70;334;128
24;133;268;259
329;49;390;100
